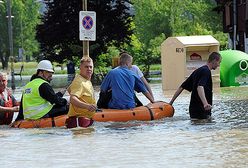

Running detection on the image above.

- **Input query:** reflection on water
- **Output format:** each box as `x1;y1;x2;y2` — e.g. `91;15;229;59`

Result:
0;84;247;168
71;127;95;138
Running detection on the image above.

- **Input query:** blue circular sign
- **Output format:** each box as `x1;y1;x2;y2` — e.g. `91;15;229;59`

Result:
82;16;93;30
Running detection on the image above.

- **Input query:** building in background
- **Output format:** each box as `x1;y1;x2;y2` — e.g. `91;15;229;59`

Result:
215;0;248;53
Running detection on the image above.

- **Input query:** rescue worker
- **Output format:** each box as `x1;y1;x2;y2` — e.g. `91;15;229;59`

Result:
0;72;19;125
16;60;68;120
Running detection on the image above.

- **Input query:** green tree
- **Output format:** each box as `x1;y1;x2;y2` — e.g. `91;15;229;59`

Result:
130;0;172;74
132;0;172;45
36;0;133;63
170;0;222;36
0;0;40;69
131;0;226;74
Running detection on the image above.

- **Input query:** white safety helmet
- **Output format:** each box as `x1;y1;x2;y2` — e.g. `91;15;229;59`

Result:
37;60;54;73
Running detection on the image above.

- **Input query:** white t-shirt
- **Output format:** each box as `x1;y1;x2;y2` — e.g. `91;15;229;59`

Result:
130;65;143;78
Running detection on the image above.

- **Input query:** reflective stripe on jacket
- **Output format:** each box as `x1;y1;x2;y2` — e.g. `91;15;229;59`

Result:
23;78;53;120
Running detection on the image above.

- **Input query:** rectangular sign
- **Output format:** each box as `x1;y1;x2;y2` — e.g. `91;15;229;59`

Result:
79;11;96;41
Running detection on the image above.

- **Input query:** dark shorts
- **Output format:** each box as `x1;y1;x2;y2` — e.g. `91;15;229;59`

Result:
189;106;211;119
65;116;94;128
0;112;14;125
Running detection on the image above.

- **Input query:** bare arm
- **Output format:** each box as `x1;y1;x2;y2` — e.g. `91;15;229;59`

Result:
143;91;154;103
141;76;154;100
169;86;184;105
197;86;212;111
70;95;97;112
0;106;19;113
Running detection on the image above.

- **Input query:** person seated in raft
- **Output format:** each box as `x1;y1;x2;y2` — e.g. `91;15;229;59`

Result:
99;52;154;109
16;60;68;121
66;57;97;128
107;51;155;107
0;72;19;125
130;64;154;106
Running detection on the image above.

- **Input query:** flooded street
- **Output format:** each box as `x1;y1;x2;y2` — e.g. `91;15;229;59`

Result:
0;83;247;168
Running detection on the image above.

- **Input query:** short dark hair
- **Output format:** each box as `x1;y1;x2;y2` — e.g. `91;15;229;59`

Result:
208;52;221;62
119;52;132;65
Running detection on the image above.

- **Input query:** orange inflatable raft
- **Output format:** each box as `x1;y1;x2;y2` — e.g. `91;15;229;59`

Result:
93;101;174;122
11;115;68;128
11;101;174;128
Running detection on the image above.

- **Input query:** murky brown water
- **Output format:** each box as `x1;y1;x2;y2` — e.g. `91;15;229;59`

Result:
0;84;247;168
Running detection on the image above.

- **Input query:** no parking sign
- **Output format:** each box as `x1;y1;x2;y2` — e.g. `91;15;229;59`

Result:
79;11;96;41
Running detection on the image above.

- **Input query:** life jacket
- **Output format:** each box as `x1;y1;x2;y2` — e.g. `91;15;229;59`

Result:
0;88;15;125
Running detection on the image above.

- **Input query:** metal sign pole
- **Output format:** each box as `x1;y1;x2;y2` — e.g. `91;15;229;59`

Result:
82;0;89;58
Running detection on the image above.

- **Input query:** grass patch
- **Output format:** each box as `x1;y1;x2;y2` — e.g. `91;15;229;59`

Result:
13;62;38;69
1;62;68;75
150;64;161;71
1;62;161;76
137;64;161;71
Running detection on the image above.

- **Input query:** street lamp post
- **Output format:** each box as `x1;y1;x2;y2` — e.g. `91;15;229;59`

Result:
6;0;15;90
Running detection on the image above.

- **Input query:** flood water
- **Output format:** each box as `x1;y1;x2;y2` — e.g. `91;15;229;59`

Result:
0;83;247;168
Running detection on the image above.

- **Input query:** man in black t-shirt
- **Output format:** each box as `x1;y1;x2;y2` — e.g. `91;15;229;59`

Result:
169;52;221;119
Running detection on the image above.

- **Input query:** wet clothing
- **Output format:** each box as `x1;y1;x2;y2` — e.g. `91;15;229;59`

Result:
67;74;96;118
0;88;17;125
181;65;212;119
100;66;147;109
16;76;68;121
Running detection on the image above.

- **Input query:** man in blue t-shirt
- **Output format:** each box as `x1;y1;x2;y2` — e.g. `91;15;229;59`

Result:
100;53;154;109
169;52;222;119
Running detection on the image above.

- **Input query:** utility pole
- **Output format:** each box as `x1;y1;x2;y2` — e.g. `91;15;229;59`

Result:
7;0;15;90
233;0;237;50
82;0;89;58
